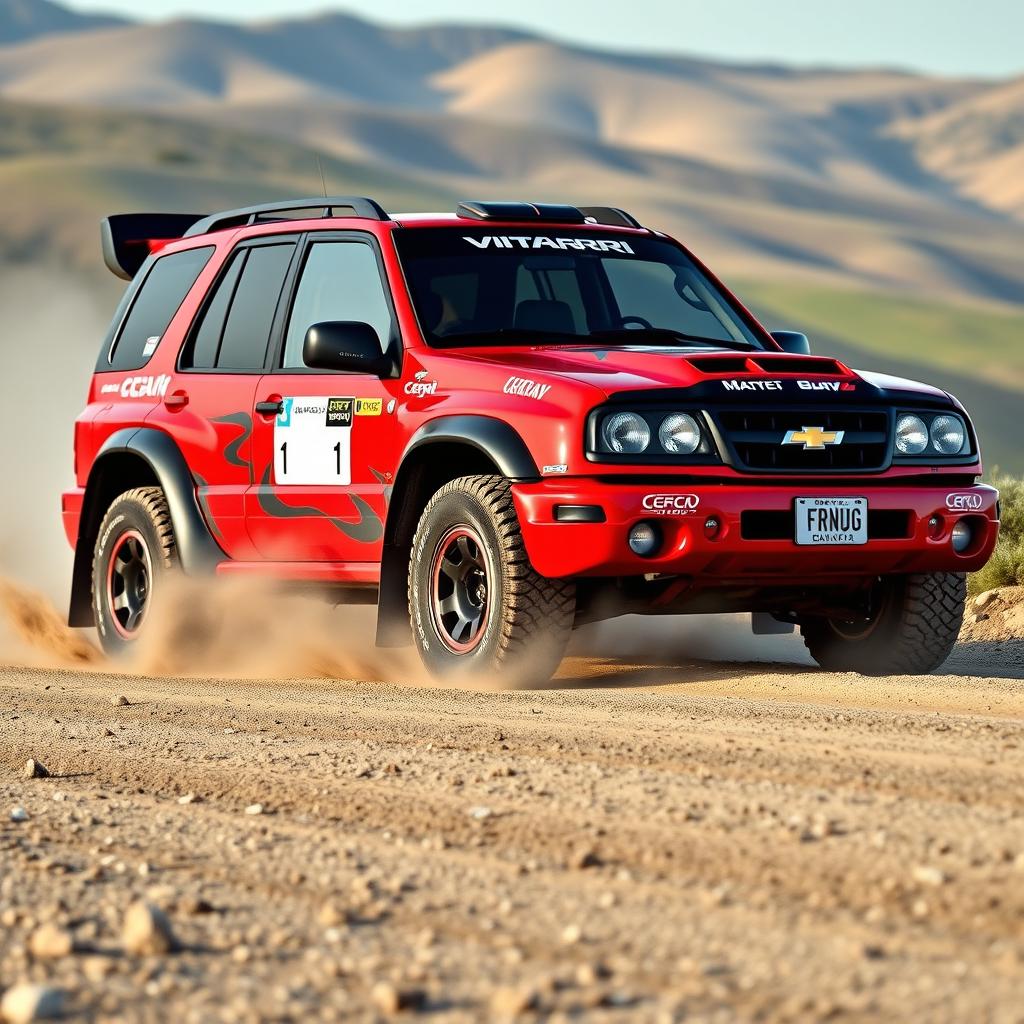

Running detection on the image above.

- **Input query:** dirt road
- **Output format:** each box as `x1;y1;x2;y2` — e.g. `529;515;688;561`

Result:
2;635;1024;1022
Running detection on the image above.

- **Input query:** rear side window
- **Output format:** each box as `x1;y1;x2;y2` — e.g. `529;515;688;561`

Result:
182;242;295;371
108;246;213;370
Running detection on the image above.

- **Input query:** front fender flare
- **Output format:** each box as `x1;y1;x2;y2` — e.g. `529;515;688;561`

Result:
401;415;540;481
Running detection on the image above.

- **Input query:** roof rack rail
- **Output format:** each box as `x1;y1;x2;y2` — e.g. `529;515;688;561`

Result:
455;200;642;229
457;201;586;224
578;206;643;229
184;196;390;237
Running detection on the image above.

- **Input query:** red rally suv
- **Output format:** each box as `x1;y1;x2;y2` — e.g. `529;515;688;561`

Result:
64;197;1000;683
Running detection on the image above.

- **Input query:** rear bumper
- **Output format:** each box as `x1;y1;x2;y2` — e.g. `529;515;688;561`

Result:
511;480;1000;580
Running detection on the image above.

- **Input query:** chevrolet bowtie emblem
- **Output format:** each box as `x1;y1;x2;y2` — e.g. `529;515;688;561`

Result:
782;426;845;450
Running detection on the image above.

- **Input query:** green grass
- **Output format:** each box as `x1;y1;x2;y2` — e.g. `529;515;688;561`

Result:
739;281;1024;392
970;475;1024;595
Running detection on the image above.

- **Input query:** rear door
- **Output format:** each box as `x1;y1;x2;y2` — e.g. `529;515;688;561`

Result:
164;236;298;559
246;232;401;563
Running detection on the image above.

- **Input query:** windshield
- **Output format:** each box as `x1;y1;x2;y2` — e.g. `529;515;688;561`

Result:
394;228;764;350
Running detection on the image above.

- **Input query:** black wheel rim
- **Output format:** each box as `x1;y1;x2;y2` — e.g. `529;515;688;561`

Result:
430;526;491;654
106;530;152;639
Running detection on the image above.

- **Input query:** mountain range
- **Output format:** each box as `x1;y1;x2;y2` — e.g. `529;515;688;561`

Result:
0;0;1021;468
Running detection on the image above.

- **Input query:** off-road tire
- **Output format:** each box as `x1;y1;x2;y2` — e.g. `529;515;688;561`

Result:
409;475;575;685
92;487;177;656
800;571;965;675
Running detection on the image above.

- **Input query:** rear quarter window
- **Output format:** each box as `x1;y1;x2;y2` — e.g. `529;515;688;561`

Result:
105;246;213;371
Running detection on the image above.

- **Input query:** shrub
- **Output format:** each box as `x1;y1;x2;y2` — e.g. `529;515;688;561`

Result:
969;475;1024;595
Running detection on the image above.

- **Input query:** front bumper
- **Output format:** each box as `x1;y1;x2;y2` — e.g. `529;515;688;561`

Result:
512;480;999;581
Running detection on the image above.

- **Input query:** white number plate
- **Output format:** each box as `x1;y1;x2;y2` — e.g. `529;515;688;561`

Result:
795;497;868;546
274;396;352;485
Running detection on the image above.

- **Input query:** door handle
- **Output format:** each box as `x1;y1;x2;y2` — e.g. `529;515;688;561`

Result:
256;399;283;416
164;390;189;411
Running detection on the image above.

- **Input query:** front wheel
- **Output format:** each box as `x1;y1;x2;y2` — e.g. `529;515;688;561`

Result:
799;571;965;675
92;487;177;656
408;475;575;685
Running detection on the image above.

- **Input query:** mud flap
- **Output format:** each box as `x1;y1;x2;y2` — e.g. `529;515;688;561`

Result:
751;612;795;636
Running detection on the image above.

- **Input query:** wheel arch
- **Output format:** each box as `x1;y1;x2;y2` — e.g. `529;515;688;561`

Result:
68;428;225;626
376;415;539;646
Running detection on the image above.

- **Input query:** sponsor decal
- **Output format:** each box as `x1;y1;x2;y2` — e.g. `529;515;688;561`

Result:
797;380;857;392
142;335;160;358
100;383;120;395
355;398;383;417
118;374;171;399
642;493;701;516
542;464;568;474
503;376;552;400
325;397;354;428
404;369;438;397
721;379;855;392
782;426;845;450
722;379;782;392
946;492;984;511
275;396;352;485
464;236;635;254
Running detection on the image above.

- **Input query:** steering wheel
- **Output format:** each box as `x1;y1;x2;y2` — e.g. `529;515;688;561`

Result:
618;315;654;330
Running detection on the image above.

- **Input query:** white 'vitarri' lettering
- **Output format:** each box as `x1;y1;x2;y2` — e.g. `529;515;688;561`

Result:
464;237;635;254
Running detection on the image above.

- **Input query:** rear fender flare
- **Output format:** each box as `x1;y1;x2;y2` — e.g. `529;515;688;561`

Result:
68;428;224;625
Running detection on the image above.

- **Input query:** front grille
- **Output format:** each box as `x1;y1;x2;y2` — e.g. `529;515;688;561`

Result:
715;408;890;473
741;509;912;541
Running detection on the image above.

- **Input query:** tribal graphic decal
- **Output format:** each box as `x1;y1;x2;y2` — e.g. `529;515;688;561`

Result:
211;412;253;471
256;465;384;544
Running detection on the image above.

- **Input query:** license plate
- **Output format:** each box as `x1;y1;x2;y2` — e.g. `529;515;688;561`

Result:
795;497;868;546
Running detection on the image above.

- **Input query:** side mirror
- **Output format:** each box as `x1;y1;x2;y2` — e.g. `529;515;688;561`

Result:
303;321;393;376
771;330;811;355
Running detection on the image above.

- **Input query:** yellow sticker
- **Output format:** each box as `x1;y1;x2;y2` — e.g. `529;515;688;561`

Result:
355;398;383;417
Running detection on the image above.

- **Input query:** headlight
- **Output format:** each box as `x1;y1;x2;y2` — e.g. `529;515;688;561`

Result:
603;412;650;454
895;414;928;455
930;414;966;455
658;413;702;455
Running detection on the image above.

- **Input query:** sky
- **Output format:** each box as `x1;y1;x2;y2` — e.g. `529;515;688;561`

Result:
62;0;1024;78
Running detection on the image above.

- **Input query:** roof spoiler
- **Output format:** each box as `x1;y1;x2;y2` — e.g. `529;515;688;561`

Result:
101;213;204;280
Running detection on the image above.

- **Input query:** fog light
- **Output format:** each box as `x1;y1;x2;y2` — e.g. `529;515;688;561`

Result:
927;515;943;540
628;522;661;557
704;516;721;540
951;519;973;553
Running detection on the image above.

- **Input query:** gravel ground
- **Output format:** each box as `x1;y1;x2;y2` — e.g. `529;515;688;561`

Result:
2;632;1024;1022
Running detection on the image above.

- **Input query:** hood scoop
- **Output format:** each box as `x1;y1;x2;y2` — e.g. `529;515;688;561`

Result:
687;354;850;376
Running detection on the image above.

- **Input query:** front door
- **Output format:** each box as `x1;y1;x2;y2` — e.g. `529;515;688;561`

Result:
246;234;401;564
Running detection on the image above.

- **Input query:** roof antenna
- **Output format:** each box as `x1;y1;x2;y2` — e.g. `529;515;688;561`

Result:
315;153;328;199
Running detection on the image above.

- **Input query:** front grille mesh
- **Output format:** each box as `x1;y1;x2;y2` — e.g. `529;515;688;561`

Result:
715;409;890;472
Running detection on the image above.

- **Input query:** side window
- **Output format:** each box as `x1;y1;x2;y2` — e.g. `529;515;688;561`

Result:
108;246;213;370
185;249;245;370
216;244;295;370
282;242;393;368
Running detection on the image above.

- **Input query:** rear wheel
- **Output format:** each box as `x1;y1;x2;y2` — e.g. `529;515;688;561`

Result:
799;572;965;675
92;487;177;656
409;475;575;685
